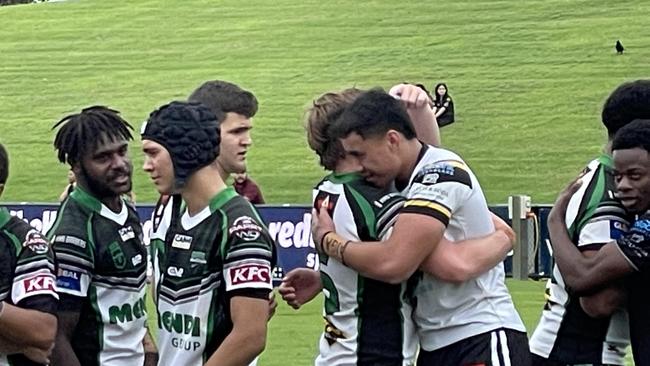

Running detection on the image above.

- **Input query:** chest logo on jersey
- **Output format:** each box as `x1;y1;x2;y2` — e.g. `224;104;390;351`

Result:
22;229;50;254
171;234;192;250
118;226;136;242
167;266;184;277
108;241;127;269
314;192;340;217
228;216;262;241
190;251;207;265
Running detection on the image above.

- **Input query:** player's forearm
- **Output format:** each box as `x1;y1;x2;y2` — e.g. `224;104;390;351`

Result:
142;327;158;366
422;231;511;283
0;332;23;354
0;302;57;350
580;284;626;318
321;233;418;284
407;105;440;147
205;326;266;366
50;334;81;366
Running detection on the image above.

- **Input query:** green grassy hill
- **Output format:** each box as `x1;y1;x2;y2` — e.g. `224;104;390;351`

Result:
1;0;648;205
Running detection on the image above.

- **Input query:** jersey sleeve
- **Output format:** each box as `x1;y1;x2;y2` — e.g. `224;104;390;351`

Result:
48;212;94;304
374;193;406;240
615;217;650;272
577;200;630;251
222;204;275;299
10;227;58;314
400;160;473;226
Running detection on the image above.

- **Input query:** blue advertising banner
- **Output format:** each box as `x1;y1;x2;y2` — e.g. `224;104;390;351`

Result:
4;203;554;282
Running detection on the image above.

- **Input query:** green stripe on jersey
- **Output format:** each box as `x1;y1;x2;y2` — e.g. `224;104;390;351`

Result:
347;186;377;238
0;207;12;229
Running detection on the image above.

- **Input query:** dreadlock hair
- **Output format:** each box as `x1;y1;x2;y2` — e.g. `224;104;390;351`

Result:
52;106;133;166
0;143;8;185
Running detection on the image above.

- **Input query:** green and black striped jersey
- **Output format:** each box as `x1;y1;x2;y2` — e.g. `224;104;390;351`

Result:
0;207;58;366
313;172;417;366
530;154;632;365
151;188;276;366
47;188;148;366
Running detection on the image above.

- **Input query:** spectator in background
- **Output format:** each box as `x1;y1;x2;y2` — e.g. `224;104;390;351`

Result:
233;171;265;204
433;82;455;127
58;169;76;202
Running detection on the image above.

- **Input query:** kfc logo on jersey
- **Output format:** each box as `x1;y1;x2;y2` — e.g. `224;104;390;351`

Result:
22;230;49;254
225;262;272;291
14;273;58;303
228;216;262;241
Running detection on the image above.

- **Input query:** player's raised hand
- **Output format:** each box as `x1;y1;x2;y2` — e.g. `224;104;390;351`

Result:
278;268;322;309
311;198;335;253
388;83;434;109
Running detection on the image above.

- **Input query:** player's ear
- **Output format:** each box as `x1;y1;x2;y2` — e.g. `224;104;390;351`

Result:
386;130;401;149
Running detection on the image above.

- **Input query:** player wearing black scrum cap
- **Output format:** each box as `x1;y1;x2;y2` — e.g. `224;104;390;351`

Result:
141;101;276;366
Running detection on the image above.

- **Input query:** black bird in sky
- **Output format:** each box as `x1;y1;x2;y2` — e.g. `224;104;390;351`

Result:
616;40;625;54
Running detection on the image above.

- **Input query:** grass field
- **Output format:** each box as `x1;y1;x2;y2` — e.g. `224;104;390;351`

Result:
1;1;642;365
1;0;649;205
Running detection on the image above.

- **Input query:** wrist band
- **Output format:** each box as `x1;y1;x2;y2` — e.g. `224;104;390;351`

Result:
339;240;351;265
319;231;333;250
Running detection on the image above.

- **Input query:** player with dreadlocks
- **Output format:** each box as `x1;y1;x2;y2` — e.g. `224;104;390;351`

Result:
48;106;156;366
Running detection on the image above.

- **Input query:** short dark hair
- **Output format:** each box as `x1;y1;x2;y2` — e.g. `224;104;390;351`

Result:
602;80;650;138
330;88;416;140
612;119;650;154
189;80;258;118
0;143;8;185
52;106;133;166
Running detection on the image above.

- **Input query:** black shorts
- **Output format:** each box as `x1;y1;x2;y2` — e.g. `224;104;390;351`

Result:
417;328;531;366
531;353;619;366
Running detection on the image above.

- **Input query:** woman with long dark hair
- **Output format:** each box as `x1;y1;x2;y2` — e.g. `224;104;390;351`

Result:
433;82;455;127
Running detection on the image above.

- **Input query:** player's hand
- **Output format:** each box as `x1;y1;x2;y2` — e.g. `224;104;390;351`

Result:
278;268;322;309
267;291;278;320
388;83;433;109
491;213;515;245
22;345;51;365
311;199;335;253
548;176;584;225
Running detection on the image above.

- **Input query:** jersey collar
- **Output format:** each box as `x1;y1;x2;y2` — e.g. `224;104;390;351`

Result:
597;153;613;167
327;171;362;184
0;207;12;230
70;187;128;225
181;187;238;230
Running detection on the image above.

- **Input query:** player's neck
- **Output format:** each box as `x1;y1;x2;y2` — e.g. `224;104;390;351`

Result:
181;165;227;216
397;139;423;186
215;160;230;181
76;180;123;212
603;140;613;155
334;155;360;174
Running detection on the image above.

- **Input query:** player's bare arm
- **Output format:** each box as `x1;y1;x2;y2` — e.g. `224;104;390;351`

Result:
0;302;57;363
548;179;634;294
421;218;513;283
389;83;440;147
578;251;627;318
51;310;82;366
278;268;322;309
314;207;445;284
205;296;269;366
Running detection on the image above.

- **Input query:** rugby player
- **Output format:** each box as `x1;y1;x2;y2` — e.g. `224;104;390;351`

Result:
313;89;529;366
548;118;650;366
530;80;650;366
0;143;58;366
282;85;515;365
141;101;276;366
48;107;154;366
